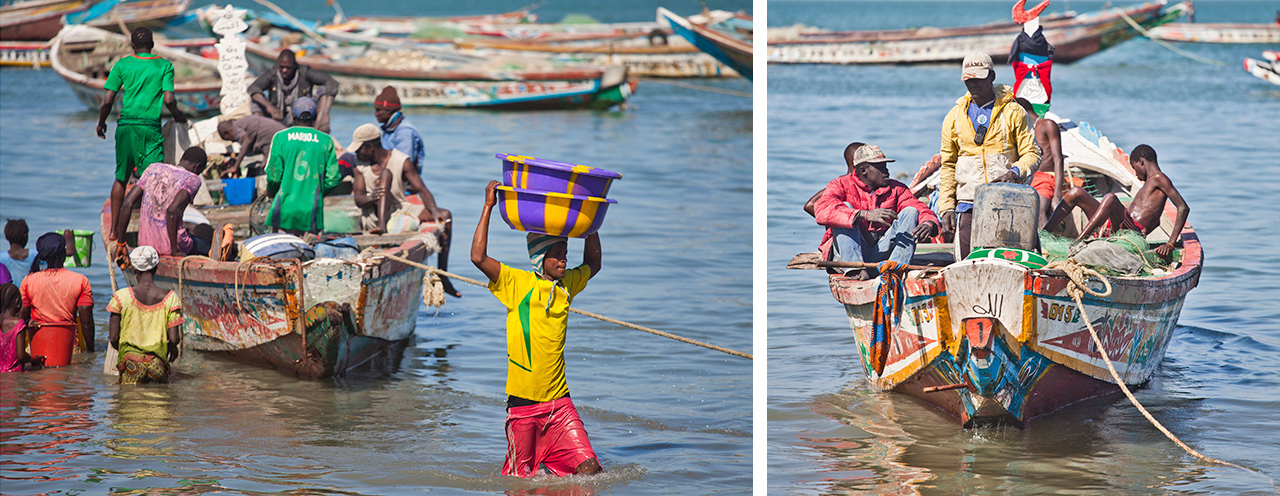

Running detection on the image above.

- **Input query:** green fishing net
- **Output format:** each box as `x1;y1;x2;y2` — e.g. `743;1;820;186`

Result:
1038;229;1174;277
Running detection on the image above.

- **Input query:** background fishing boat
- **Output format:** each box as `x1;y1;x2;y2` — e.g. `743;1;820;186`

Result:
454;35;738;78
105;196;446;379
658;7;752;80
50;24;224;116
243;33;636;110
789;115;1201;427
1244;50;1280;85
767;0;1191;64
66;0;192;34
0;0;88;41
0;39;49;65
1147;22;1280;43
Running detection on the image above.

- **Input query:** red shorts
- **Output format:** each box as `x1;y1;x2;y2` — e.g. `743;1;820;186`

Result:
503;396;597;477
1102;212;1144;236
1031;171;1085;199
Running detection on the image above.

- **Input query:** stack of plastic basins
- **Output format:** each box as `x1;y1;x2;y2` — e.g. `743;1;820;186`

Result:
494;153;621;238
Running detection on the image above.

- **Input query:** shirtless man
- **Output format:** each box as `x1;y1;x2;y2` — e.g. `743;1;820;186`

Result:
1015;98;1072;227
1045;144;1189;258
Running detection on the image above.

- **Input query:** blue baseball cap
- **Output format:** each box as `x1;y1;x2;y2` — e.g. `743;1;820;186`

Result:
292;97;317;120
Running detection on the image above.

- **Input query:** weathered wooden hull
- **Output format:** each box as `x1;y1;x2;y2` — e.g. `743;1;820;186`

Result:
244;43;635;110
1244;55;1280;86
767;1;1189;65
658;8;752;81
51;25;224;116
455;39;738;78
80;0;192;33
1147;22;1280;44
0;0;88;41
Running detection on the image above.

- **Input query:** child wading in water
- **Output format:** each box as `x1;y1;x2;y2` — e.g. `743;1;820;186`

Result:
108;246;183;384
471;180;604;477
1;283;43;372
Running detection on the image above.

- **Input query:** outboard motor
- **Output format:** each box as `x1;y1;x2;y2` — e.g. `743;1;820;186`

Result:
970;183;1040;252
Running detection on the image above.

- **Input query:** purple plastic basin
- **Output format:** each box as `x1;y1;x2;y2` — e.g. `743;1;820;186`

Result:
495;186;617;238
498;153;622;198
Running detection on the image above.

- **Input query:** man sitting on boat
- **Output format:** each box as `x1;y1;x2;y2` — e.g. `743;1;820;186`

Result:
814;144;939;280
1045;144;1190;258
347;123;460;297
264;97;342;238
216;115;286;178
112;147;212;260
1015;97;1080;228
372;86;426;174
803;142;863;218
471;181;604;478
938;52;1039;259
97;27;189;243
247;49;338;133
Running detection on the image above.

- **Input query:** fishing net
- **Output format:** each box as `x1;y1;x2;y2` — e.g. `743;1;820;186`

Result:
411;23;469;40
1039;229;1173;277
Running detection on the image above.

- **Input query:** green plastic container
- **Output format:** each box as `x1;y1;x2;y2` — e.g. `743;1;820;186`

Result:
64;230;94;268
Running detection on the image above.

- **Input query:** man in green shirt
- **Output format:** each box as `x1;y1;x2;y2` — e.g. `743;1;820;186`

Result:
97;27;188;243
265;97;341;236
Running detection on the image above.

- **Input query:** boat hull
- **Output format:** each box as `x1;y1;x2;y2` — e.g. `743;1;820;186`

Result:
658;8;752;81
767;1;1188;65
0;0;88;41
1147;23;1280;44
1244;56;1280;86
0;40;50;66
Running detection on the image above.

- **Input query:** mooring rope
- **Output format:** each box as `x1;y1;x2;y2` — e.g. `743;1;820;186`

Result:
1116;9;1227;67
1046;259;1264;479
380;253;752;360
637;77;752;98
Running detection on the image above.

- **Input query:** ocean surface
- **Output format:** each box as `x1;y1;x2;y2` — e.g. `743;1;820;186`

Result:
767;1;1280;495
0;0;752;494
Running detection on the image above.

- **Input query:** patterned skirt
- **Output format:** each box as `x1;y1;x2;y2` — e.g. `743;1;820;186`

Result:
117;351;170;384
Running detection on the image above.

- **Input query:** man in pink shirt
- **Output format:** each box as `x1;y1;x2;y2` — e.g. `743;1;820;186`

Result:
113;148;210;259
815;144;940;280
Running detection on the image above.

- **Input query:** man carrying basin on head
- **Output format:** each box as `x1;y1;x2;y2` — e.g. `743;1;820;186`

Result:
471;180;603;478
938;52;1039;259
814;144;939;280
247;49;338;133
348;123;459;297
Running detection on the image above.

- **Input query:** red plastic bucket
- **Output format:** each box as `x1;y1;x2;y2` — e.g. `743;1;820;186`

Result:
30;325;74;367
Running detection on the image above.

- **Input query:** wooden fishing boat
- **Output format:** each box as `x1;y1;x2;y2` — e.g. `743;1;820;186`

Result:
767;0;1191;65
658;7;752;81
0;0;88;41
244;35;636;110
1244;51;1280;86
454;36;738;78
67;0;192;34
104;196;445;379
789;115;1201;427
50;25;224;117
1147;22;1280;44
0;40;50;66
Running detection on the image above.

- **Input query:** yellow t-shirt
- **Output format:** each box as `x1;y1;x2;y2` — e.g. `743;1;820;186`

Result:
487;263;592;403
107;288;183;365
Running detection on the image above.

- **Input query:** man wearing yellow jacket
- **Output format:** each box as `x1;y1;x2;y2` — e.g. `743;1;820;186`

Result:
938;52;1040;258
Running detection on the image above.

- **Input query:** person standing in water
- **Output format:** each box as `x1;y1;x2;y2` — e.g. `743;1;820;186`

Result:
19;233;94;366
108;246;183;384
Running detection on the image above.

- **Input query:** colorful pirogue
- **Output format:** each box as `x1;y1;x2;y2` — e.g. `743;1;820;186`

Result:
791;115;1201;427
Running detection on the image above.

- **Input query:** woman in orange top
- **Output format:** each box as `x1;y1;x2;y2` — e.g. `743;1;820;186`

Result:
19;233;94;366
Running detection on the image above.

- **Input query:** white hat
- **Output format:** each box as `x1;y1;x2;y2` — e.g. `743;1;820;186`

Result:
961;52;993;81
130;245;159;272
347;123;382;154
853;144;895;166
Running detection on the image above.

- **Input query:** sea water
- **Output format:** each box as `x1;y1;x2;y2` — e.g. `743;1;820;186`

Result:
0;0;752;494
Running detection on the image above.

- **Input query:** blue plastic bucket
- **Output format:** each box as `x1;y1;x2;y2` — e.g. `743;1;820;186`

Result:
222;178;256;205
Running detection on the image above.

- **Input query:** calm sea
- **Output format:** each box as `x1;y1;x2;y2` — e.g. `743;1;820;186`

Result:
0;0;752;494
768;1;1280;495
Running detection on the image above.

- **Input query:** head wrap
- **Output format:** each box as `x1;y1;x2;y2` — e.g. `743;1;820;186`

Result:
30;232;65;273
0;282;18;312
527;233;567;276
130;246;160;272
374;86;401;111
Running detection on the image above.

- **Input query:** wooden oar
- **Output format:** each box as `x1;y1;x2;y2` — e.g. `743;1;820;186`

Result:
786;251;942;272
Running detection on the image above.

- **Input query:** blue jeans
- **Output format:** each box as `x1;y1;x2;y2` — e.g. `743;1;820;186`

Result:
832;206;919;272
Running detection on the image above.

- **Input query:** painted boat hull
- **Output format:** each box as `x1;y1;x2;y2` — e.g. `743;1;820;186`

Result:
51;25;224;117
245;43;635;110
0;0;88;41
1244;56;1280;86
455;39;738;78
767;1;1189;65
1147;23;1280;44
658;7;752;81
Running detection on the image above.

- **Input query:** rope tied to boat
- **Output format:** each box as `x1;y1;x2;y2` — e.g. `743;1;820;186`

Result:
1115;8;1227;67
1048;258;1259;476
380;253;752;360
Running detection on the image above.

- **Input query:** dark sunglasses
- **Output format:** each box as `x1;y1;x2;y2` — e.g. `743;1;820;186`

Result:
974;124;988;145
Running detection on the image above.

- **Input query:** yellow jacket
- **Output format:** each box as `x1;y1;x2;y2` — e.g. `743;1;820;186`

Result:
938;84;1039;214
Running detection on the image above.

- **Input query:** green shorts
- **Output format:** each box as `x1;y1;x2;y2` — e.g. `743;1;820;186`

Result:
114;118;163;182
